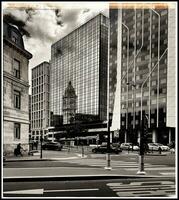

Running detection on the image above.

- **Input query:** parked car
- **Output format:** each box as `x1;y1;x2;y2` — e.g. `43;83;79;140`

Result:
120;143;139;151
42;142;63;151
92;144;122;154
148;143;170;151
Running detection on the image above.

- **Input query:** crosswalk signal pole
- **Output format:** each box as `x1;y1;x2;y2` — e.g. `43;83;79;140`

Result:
40;133;43;159
105;114;112;170
137;112;146;175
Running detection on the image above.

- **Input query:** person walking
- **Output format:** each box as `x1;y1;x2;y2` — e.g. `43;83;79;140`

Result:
16;143;23;156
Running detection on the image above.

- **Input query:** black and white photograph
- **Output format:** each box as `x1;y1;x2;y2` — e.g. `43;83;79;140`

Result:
1;1;177;198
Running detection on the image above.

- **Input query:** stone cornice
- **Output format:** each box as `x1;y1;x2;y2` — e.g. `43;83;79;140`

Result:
3;37;32;59
3;71;30;88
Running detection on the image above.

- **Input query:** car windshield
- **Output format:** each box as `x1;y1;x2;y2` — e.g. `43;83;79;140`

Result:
155;143;163;146
149;143;157;146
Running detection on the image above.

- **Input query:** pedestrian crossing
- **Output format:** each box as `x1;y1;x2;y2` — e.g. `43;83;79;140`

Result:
57;158;175;176
106;180;175;197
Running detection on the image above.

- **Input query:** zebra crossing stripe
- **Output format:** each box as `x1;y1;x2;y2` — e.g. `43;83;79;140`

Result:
107;181;175;197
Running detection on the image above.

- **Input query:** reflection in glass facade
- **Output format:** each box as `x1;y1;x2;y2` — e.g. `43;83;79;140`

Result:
51;14;108;127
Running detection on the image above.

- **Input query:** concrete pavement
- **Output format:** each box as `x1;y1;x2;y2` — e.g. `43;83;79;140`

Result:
3;147;175;181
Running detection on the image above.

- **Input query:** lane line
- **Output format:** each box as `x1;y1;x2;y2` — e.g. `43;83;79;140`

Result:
44;188;99;193
4;189;44;194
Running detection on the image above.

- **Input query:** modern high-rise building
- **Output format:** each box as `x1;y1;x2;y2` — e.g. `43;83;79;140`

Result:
49;14;109;139
3;21;32;154
109;3;176;145
30;61;50;142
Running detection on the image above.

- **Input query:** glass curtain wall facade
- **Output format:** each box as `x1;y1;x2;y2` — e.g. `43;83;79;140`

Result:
51;14;108;128
109;4;176;145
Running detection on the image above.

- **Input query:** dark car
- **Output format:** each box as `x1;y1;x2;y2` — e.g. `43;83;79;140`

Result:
42;142;62;151
92;144;122;154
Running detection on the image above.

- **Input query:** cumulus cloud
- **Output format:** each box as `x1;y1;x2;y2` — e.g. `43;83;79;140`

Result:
3;2;109;93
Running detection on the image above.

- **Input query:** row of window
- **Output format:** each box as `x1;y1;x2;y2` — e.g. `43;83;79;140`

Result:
121;117;166;126
121;97;166;108
32;65;48;79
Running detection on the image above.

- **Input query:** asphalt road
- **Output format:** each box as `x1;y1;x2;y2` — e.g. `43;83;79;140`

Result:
3;177;175;197
4;151;175;168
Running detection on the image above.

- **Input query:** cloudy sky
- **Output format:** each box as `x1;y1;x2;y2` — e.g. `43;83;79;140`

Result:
3;2;109;93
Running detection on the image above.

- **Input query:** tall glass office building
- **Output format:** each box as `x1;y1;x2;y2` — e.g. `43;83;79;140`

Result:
109;3;176;145
50;14;108;133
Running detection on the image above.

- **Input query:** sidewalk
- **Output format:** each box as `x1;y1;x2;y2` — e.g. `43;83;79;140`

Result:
4;147;170;162
3;149;174;181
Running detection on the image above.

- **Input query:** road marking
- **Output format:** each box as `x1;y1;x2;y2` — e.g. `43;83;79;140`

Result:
4;189;44;194
4;188;99;195
126;167;175;171
160;172;175;176
44;188;99;193
107;181;175;197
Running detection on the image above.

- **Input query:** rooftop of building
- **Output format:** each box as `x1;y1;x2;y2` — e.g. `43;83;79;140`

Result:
31;61;50;70
51;12;108;47
3;20;32;59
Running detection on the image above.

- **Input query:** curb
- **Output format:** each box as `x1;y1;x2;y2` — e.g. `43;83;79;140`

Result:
4;156;80;162
145;154;167;156
3;174;163;182
4;158;53;162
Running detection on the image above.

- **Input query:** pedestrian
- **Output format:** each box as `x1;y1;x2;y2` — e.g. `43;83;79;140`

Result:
34;141;38;150
16;143;23;156
158;147;162;154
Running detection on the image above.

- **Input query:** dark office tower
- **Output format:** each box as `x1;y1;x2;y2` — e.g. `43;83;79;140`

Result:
50;14;108;136
109;3;176;145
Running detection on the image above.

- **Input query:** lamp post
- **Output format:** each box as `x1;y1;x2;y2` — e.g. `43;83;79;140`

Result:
40;132;43;159
105;113;112;170
126;81;136;144
137;48;168;175
122;23;129;143
151;8;160;128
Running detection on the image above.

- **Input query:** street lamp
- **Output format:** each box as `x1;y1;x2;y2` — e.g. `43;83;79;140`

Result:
40;132;43;159
126;81;136;143
137;48;168;175
122;23;129;143
121;9;144;142
105;113;112;170
151;8;160;127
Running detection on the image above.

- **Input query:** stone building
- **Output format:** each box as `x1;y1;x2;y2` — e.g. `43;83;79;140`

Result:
3;21;32;155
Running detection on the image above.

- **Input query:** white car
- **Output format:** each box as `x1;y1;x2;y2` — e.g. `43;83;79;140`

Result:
120;143;139;151
156;143;170;151
148;143;170;151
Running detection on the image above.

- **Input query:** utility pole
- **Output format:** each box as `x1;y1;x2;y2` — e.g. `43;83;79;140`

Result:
40;133;43;159
105;113;112;170
137;112;146;174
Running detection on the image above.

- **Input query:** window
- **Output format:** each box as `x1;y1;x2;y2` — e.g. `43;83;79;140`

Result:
13;59;20;79
12;36;18;43
152;80;156;86
11;31;18;44
14;123;20;140
14;90;21;109
160;78;166;84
